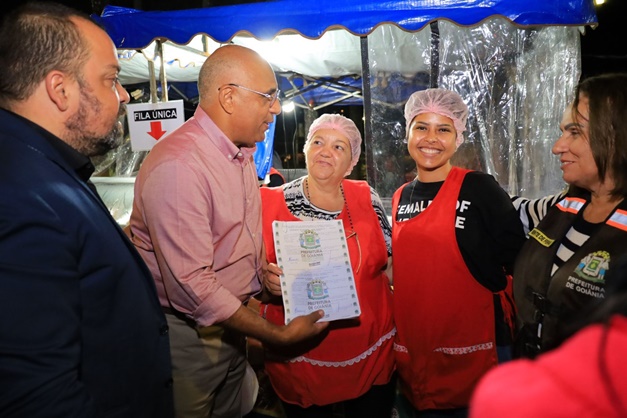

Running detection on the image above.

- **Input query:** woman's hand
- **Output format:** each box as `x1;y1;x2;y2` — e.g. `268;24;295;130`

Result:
264;262;284;296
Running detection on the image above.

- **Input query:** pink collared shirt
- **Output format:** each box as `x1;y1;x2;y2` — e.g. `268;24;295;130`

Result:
130;107;263;327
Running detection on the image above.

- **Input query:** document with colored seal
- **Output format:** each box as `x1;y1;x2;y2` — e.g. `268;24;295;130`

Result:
272;219;361;324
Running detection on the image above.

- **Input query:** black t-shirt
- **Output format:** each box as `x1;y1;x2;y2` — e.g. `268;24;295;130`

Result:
396;171;526;292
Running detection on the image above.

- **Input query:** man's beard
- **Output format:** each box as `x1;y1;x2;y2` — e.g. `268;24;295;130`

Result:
64;89;125;157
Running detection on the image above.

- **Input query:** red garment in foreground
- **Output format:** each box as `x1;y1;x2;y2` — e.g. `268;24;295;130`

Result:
470;315;627;418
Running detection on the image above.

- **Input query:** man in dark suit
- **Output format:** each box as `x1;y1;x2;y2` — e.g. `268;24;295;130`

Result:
0;3;173;417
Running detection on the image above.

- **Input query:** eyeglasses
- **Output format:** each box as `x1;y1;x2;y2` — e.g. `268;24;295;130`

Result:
221;83;281;107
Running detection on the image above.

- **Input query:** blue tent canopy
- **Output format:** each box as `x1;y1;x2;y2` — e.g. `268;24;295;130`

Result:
95;0;598;193
96;0;596;48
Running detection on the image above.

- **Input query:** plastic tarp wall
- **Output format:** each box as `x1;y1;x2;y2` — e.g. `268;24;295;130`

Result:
367;20;581;205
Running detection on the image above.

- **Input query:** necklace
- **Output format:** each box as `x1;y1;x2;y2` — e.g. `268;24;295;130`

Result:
339;183;356;238
304;177;361;272
303;176;313;203
304;177;352;229
409;177;419;205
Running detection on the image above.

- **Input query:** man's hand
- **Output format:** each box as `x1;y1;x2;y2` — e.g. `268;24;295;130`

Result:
273;310;329;346
222;304;328;347
260;264;328;344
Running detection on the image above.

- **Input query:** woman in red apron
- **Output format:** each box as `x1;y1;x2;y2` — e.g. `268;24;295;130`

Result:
260;114;396;418
392;88;526;417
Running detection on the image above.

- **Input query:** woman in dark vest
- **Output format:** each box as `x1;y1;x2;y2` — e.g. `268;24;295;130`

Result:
471;255;627;417
259;114;396;418
392;88;526;417
514;73;627;358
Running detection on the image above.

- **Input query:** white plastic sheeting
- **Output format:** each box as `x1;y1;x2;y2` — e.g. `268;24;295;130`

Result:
367;19;579;202
117;30;362;85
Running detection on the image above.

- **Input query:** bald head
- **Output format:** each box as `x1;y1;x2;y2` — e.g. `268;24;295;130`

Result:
198;45;273;104
197;44;280;147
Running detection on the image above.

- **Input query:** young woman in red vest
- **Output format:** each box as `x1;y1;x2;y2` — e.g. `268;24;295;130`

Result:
392;88;526;417
260;114;396;418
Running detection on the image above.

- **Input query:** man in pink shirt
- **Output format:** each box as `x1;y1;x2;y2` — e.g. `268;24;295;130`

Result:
129;45;328;418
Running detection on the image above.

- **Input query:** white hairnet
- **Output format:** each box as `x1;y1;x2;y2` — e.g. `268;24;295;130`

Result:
404;88;469;146
304;114;362;176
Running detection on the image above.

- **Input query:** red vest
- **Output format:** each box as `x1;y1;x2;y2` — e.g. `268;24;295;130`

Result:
392;167;498;410
260;180;395;407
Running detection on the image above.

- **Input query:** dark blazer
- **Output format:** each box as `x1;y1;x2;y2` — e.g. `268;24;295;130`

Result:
0;109;173;418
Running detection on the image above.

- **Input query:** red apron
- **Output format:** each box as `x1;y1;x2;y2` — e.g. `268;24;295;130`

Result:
392;167;497;410
260;180;395;407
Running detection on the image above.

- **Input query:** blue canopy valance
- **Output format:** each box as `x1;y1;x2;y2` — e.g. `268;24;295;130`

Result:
96;0;597;49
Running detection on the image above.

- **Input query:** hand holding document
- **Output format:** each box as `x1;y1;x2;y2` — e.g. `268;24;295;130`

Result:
272;220;361;324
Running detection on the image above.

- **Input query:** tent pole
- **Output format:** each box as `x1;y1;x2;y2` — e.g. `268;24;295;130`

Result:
360;36;375;184
156;40;168;102
430;21;440;88
148;59;158;103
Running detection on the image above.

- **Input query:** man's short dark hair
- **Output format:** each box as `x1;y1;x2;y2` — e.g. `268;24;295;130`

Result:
0;2;91;108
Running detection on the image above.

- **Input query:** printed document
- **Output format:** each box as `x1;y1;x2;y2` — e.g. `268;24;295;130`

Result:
272;220;361;324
